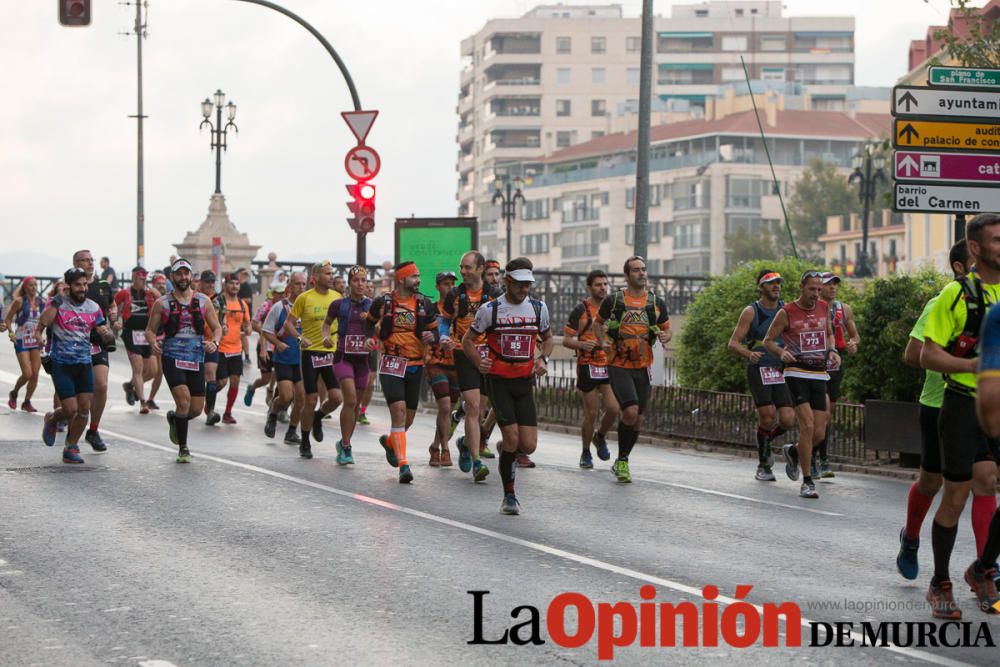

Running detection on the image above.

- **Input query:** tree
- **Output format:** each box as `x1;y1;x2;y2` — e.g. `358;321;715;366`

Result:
786;160;860;252
725;227;782;264
934;1;1000;68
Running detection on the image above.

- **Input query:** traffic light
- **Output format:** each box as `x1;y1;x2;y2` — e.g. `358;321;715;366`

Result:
59;0;91;26
346;182;376;234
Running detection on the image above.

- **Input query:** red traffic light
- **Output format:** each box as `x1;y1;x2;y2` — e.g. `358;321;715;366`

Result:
346;182;376;234
59;0;91;26
359;183;376;200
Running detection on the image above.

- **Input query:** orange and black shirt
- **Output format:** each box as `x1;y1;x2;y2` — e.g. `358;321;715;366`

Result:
564;299;608;367
595;291;669;369
367;293;438;365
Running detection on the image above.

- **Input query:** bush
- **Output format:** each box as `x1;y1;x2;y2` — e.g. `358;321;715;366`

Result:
840;269;949;403
677;259;860;391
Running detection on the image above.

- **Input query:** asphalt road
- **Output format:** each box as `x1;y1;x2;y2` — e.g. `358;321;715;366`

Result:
1;347;998;666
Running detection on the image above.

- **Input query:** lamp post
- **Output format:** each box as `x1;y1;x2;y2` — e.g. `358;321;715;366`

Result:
492;176;525;263
199;90;239;194
848;145;886;278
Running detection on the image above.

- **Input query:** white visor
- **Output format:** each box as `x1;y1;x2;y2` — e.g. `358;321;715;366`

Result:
507;269;535;283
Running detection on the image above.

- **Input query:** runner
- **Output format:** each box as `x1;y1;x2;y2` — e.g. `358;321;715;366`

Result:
480;258;505;462
813;272;860;478
244;284;283;408
425;271;460;467
321;266;374;465
593;256;671;484
262;272;307;445
464;257;552;514
145;272;167;410
115;266;159;415
439;251;502;481
333;273;346;297
216;273;252;424
563;269;619;469
921;214;1000;618
726;269;795;481
897;240;989;581
199;270;224;425
366;261;439;484
974;282;1000;610
71;250;118;453
2;276;44;412
283;261;343;459
357;277;378;426
484;259;502;289
146;259;222;463
237;267;254;365
38;267;114;464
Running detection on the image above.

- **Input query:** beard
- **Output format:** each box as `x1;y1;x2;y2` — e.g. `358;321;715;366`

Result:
174;278;191;292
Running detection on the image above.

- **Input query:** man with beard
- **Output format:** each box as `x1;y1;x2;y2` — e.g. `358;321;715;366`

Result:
117;266;160;414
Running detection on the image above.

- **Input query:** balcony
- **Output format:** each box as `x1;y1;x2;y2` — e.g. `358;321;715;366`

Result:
457;122;475;145
561;244;601;260
484;33;541;61
561;207;602;225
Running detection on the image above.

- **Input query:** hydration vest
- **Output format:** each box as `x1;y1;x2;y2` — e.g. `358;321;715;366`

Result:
376;292;434;341
163;295;205;338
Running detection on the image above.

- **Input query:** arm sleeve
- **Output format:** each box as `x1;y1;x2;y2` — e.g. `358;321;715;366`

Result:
596;295;614;323
564;303;583;336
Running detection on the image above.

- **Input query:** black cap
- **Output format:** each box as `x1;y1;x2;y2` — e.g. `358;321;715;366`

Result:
436;271;457;284
64;267;87;284
200;270;216;282
225;272;241;283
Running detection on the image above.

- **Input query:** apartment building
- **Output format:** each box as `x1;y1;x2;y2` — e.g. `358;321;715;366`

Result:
457;1;857;260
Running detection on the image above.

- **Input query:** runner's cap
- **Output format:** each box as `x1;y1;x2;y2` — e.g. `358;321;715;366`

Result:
200;270;217;283
131;266;148;277
171;258;193;273
757;272;783;286
507;268;535;283
436;271;457;284
821;272;841;285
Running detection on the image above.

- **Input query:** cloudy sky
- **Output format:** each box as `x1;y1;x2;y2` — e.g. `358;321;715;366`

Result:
0;0;955;276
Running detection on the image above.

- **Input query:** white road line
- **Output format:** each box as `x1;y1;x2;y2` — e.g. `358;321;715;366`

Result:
138;661;179;667
92;424;969;666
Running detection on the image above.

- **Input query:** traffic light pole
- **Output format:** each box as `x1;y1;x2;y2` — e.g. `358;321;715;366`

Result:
230;0;366;263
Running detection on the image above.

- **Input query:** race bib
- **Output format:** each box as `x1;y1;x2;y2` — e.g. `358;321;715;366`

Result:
131;330;148;346
344;335;367;355
499;333;532;360
379;354;407;378
176;359;200;371
22;326;38;347
476;344;490;361
311;353;334;368
759;366;784;386
90;343;101;355
799;331;826;354
589;364;608;380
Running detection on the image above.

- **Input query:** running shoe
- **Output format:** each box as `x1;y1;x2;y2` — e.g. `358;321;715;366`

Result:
593;432;611;461
264;413;278;439
166;410;179;445
336;439;352;466
516;452;535;468
62;445;84;464
175;447;192;464
440;447;453;467
311;410;324;442
398;464;413;484
342;444;354;464
926;580;962;620
456;436;472;473
819;459;835;478
21;401;37;413
896;528;920;580
428;446;441;467
222;413;237;425
473;459;490;482
8;390;17;410
579;449;594;469
450;405;465;424
146;399;159;410
357;412;370;425
379;435;399;468
283;430;301;446
799;480;819;499
299;443;313;459
56;420;67;433
42;412;57;447
755;465;776;482
243;384;255;407
139;405;150;415
782;444;800;481
206;410;221;426
122;381;136;406
85;429;107;453
612;459;632;483
964;561;1000;614
500;493;520;515
277;409;289;424
481;444;496;459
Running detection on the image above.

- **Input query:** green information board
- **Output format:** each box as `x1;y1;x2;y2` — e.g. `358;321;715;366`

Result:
394;218;478;298
929;66;1000;89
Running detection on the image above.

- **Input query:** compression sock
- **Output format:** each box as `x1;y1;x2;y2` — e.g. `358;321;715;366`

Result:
175;413;189;446
905;483;936;541
977;509;1000;569
972;494;998;556
225;382;239;413
755;426;770;464
499;450;516;494
769;425;786;440
205;382;218;412
391;427;407;467
817;436;829;460
300;429;310;448
931;520;958;585
617;422;638;460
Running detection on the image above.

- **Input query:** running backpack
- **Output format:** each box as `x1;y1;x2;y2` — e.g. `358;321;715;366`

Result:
377;292;434;341
484;298;544;363
452;282;502;319
946;276;986;359
163;295;205;338
337;296;372;340
744;299;784;350
605;289;660;344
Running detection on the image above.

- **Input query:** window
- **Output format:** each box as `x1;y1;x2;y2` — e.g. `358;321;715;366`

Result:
521;199;549;220
556;99;571;116
625;223;662;245
591;99;607;116
761;67;785;82
627;67;640;86
591;130;605;140
556;36;571;54
556;131;574;148
721;67;744;81
520;233;550;255
591;36;606;54
626;187;635;209
889;239;898;259
557;68;571;85
650;184;662;206
722;35;748;51
760;35;786;51
726;177;768;209
592;67;606;85
668;217;709;250
626;36;641;53
672;179;710;210
695;9;708;17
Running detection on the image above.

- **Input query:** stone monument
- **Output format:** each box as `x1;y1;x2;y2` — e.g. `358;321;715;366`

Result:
173;193;260;275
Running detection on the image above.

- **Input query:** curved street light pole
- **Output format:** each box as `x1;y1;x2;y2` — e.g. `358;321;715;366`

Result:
200;90;238;195
493;177;525;264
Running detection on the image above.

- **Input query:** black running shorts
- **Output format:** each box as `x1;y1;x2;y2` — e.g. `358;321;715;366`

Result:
938;389;999;483
301;351;339;395
484;376;537;428
826;368;844;403
274;362;302;384
381;367;423;410
784;376;828;411
746;364;793;408
919;403;942;475
609;366;651;413
162;357;206;396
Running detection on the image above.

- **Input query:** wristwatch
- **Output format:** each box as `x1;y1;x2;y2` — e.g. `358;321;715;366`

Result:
538;355;549;364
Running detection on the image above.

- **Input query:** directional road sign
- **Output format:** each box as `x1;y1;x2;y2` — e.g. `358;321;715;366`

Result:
341;110;378;145
892;85;1000;119
894;150;1000;185
345;145;381;180
893;118;1000;152
894;182;1000;214
929;66;1000;89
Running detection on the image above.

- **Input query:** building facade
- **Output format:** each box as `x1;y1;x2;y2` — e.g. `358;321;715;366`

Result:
457;1;858;261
